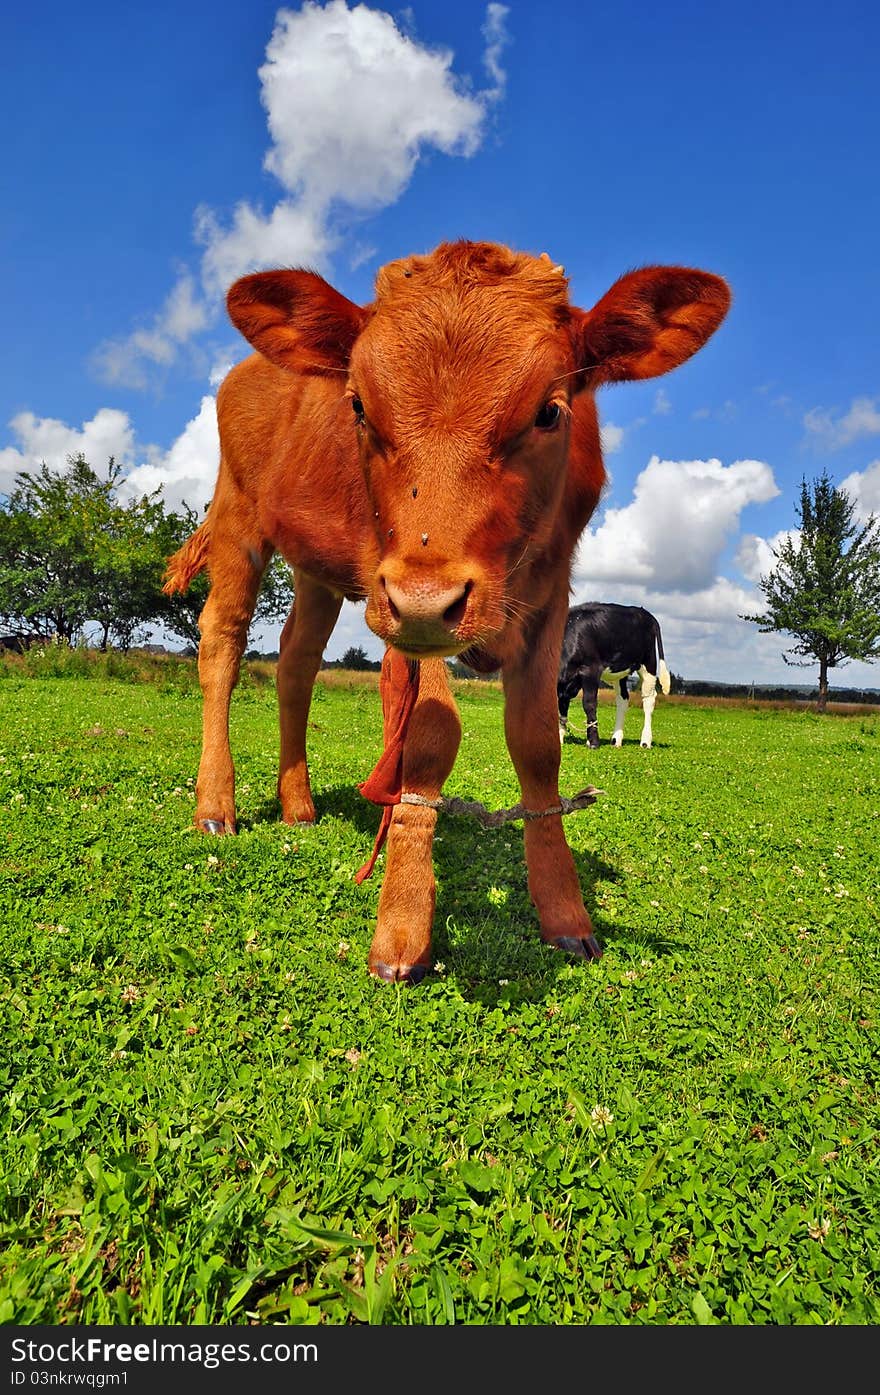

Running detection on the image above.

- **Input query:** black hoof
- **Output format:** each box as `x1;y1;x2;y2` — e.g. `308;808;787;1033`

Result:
199;819;226;835
371;961;430;985
550;934;603;961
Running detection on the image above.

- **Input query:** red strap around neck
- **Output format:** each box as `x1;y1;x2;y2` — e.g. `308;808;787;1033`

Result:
354;652;421;883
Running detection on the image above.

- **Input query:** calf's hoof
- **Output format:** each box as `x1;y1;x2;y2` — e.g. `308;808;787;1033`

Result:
370;960;430;986
547;934;603;961
197;817;234;836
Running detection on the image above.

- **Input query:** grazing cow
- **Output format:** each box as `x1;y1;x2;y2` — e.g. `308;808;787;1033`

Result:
163;241;729;982
558;603;671;749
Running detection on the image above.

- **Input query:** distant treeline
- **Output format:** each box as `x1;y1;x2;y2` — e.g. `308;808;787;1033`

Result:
669;675;880;704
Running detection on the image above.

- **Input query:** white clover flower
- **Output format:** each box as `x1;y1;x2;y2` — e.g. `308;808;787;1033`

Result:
590;1105;614;1128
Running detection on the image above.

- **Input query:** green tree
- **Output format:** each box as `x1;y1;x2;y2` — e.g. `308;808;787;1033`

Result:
0;455;114;642
741;471;880;711
0;454;295;653
340;644;371;670
92;475;186;652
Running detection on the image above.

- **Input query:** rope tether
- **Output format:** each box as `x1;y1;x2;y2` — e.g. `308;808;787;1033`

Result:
399;788;602;827
354;652;601;883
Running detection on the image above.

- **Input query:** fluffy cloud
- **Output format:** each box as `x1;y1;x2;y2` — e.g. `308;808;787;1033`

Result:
735;528;799;583
804;396;880;449
92;274;209;390
120;397;220;515
0;399;219;518
482;3;510;99
599;422;624;455
840;458;880;524
572;455;779;593
196;201;334;301
99;2;510;384
0;408;137;496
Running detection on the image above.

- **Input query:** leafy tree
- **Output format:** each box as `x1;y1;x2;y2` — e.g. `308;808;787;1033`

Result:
340;645;372;671
0;455;115;642
0;455;295;653
92;476;185;652
741;471;880;711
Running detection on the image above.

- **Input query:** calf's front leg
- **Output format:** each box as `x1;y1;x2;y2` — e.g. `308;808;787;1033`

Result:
369;653;461;984
504;627;602;961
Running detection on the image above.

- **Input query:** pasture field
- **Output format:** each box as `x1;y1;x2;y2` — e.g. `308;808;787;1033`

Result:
1;661;878;1325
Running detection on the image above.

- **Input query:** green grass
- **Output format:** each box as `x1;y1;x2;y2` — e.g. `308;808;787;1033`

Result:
1;666;878;1325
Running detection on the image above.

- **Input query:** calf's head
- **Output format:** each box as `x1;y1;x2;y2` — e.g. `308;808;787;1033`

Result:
226;241;729;658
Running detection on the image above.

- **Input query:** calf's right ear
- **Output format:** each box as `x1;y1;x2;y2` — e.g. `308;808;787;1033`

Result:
226;270;366;375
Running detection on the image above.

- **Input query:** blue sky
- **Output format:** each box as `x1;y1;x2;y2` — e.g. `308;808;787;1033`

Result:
2;0;879;685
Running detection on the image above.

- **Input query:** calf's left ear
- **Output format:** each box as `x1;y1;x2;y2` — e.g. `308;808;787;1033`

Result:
572;266;731;386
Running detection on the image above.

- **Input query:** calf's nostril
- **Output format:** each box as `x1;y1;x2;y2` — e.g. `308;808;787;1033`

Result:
442;580;472;629
380;576;400;621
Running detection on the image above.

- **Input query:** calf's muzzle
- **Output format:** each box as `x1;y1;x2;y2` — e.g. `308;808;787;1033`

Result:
375;566;475;654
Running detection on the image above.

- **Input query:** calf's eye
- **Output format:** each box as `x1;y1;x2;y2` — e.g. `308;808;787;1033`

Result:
534;401;561;431
351;395;365;421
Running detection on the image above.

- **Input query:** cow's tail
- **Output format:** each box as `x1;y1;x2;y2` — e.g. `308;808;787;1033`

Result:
653;615;671;695
163;516;211;596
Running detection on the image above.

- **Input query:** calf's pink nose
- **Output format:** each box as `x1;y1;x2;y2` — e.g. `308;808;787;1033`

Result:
383;577;471;630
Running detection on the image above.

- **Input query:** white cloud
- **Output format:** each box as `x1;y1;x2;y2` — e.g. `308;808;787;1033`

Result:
104;3;510;383
208;353;238;388
804;396;880;450
572;455;779;593
735;528;799;583
653;388;671;415
482;3;511;99
0;408;137;496
195;199;335;301
258;2;486;211
92;273;209;389
600;422;624;455
0;399;219;518
840;458;880;523
120;396;220;515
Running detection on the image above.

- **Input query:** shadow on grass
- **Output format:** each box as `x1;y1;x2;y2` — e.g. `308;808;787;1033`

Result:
232;779;685;1000
264;782;682;1001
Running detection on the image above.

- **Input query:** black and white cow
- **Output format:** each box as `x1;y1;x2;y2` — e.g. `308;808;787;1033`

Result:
557;603;671;749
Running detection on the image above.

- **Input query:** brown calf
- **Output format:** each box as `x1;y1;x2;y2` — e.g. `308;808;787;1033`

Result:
164;241;729;982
